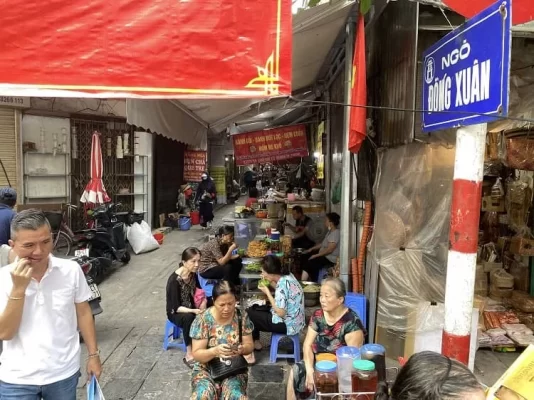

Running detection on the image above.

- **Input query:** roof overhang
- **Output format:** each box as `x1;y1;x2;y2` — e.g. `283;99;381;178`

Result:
127;0;356;143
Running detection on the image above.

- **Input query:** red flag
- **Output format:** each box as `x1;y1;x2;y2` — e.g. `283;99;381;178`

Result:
348;14;366;154
444;0;533;26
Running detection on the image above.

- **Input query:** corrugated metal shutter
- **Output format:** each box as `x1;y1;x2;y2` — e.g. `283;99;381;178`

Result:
0;108;17;188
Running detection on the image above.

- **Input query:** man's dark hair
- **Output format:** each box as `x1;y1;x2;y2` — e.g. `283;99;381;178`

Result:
292;206;304;215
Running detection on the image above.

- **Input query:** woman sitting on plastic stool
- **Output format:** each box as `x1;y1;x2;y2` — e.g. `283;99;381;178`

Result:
246;255;305;351
166;247;207;369
199;226;242;286
287;278;365;400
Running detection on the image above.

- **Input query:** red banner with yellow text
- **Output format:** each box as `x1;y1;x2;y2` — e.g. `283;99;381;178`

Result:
233;125;308;166
184;150;207;182
0;0;292;98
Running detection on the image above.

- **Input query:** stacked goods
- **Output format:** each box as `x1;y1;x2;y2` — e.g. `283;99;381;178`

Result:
247;240;269;258
475;264;488;296
489;269;514;300
282;235;292;254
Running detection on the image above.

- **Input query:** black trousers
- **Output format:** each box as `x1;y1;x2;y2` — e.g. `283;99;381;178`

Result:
302;251;334;282
168;312;197;346
247;306;287;340
200;258;243;286
199;202;214;227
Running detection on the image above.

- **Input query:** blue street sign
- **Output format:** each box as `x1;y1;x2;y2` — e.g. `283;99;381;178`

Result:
422;0;511;132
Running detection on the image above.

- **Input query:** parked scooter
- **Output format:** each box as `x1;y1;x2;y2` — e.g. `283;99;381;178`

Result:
74;203;131;274
70;255;103;316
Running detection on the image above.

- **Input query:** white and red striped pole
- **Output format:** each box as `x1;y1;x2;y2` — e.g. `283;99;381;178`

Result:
442;123;487;365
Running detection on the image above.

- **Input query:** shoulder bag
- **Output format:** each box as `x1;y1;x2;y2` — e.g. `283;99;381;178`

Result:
207;310;248;381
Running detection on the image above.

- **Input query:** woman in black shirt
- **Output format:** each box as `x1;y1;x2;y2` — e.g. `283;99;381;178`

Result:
166;247;205;368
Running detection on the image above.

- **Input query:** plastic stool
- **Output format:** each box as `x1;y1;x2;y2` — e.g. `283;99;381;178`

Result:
163;320;187;351
269;333;301;363
197;273;217;297
345;292;367;329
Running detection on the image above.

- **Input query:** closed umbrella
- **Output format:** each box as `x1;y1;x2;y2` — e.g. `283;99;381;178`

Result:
80;131;111;205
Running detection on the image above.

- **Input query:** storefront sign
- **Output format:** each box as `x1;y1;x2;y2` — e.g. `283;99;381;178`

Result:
0;0;292;98
210;167;226;196
422;0;511;132
232;125;308;166
316;122;325;179
0;96;30;109
184;150;207;182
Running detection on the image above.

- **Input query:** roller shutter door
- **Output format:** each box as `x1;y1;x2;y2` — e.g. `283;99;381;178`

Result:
0;108;17;188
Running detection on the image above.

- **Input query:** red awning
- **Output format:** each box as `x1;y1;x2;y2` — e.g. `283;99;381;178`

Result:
0;0;292;98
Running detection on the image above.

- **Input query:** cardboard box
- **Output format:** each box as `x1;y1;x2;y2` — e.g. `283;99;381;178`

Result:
482;196;505;212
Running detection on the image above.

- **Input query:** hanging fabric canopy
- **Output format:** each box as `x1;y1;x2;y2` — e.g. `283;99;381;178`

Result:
80;132;111;205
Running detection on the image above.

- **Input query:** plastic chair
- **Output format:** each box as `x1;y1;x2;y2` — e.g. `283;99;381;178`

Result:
197;273;217;297
345;292;367;329
163;320;187;351
269;333;301;363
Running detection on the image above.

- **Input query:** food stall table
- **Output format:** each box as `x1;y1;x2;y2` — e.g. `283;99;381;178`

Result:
239;271;262;312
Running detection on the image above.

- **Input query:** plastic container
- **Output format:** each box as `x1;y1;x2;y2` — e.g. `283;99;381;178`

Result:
314;361;338;399
336;346;361;393
316;353;337;363
360;344;386;382
351;360;378;394
179;217;192;231
270;230;281;240
190;210;200;225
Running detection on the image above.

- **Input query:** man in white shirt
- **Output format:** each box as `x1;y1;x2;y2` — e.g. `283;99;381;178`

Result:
0;209;102;399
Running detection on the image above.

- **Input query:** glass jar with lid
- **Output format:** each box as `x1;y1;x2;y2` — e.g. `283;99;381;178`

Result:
314;360;338;399
351;359;378;395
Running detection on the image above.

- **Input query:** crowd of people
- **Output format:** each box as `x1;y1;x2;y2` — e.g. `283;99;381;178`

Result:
0;186;489;400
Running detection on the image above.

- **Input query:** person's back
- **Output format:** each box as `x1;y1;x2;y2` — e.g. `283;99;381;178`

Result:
0;187;16;246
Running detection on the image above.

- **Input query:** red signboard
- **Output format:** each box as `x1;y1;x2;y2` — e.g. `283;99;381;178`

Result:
0;0;292;98
184;150;207;182
233;125;308;166
443;0;533;25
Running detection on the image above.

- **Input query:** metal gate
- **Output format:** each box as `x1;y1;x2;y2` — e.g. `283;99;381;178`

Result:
70;117;135;230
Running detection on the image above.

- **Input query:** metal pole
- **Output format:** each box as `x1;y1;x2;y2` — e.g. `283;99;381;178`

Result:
442;123;487;365
325;91;332;213
340;21;354;288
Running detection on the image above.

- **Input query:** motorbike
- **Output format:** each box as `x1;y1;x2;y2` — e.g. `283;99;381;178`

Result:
70;255;103;316
73;203;131;276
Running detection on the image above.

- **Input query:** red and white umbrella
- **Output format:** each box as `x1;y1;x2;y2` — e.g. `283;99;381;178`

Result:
80;131;111;204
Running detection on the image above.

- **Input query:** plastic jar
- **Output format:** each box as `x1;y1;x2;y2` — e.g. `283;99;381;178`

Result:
314;360;338;399
351;360;378;394
336;346;361;393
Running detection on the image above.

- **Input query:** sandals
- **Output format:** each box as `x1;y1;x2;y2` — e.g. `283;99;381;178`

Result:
254;342;263;351
182;357;195;369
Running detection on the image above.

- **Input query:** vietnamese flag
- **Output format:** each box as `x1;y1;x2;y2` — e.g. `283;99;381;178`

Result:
348;14;367;154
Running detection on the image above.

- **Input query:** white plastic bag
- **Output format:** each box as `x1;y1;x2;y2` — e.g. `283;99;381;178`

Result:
127;221;160;254
87;375;105;400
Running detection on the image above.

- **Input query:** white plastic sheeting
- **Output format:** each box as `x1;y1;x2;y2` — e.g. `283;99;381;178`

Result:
369;143;455;334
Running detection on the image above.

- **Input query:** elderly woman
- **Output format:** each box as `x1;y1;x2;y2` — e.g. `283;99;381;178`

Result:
302;212;340;282
374;351;485;400
199;226;242;285
246;255;305;351
166;247;206;368
287;278;365;400
190;280;255;400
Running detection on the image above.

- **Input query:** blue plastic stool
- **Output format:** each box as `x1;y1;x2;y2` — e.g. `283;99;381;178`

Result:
269;333;301;363
197;273;217;298
345;292;367;330
163;320;187;351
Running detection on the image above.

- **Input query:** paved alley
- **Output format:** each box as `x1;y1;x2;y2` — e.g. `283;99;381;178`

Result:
77;206;232;399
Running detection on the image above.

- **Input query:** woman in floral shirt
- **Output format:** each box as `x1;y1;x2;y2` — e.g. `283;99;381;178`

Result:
287;277;365;400
247;255;305;351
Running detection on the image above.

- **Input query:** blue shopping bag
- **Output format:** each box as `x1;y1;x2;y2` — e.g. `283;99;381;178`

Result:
87;375;105;400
